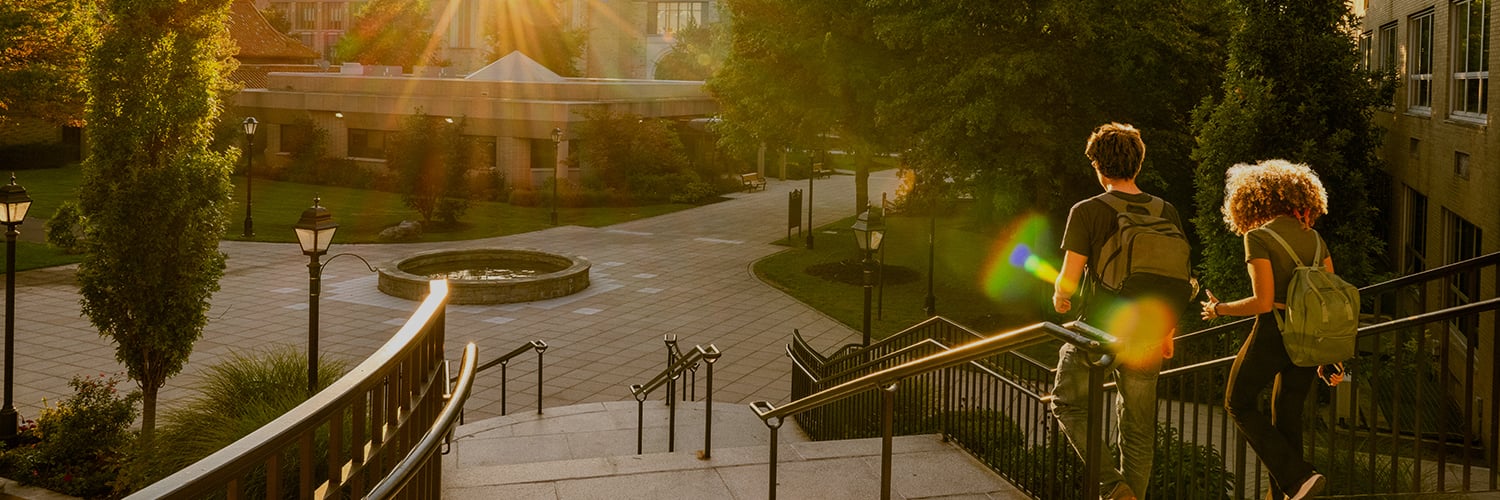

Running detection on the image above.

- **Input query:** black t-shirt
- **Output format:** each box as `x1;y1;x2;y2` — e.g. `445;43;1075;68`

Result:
1060;190;1184;285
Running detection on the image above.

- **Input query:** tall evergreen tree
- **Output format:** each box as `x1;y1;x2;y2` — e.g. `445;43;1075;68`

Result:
77;0;237;440
484;0;584;76
1192;0;1385;297
334;0;436;68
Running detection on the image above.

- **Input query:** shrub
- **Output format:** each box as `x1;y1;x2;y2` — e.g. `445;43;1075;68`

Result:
1148;423;1234;500
0;373;141;499
126;349;347;493
508;188;540;207
670;181;718;204
45;201;88;254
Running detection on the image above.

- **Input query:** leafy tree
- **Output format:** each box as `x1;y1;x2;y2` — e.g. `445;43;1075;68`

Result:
1192;0;1385;298
390;112;472;224
333;0;437;68
261;6;292;35
574;109;693;202
654;23;726;81
76;0;237;441
0;0;98;127
712;0;902;215
484;0;585;76
866;0;1232;224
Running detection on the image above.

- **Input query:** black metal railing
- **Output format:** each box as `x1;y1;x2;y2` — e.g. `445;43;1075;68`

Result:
367;342;478;498
752;321;1115;500
455;339;548;423
629;341;723;457
773;251;1500;499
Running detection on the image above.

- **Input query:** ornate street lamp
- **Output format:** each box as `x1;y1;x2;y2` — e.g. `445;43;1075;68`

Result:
295;198;339;396
851;206;885;346
0;175;31;440
550;127;562;226
242;117;258;238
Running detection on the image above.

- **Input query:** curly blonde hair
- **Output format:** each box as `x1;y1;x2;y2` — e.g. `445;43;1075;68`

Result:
1220;159;1328;235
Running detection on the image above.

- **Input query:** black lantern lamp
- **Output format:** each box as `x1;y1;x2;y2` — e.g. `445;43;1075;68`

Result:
295;198;338;396
851;206;885;346
241;117;259;238
550;127;562;226
0;175;30;440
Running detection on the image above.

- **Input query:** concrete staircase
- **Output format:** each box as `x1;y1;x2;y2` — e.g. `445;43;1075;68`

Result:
442;401;1030;499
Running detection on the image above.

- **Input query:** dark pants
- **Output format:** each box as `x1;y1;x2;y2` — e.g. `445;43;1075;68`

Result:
1225;313;1319;499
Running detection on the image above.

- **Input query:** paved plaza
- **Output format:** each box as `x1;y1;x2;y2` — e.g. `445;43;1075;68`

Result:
8;171;902;424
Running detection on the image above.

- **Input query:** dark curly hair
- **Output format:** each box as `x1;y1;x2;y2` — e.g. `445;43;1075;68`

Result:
1085;122;1145;180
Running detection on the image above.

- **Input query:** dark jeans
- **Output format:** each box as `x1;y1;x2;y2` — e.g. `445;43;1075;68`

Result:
1225;312;1319;498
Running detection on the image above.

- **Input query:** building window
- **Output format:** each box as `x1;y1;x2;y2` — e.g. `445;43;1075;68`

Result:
1360;31;1372;71
1378;22;1399;106
1403;187;1428;274
324;33;340;61
326;3;344;30
1443;209;1482;344
1450;0;1489;120
1454;151;1471;178
1409;137;1421;159
348;129;388;159
297;2;318;30
1409;9;1435;112
299;33;315;48
648;2;704;35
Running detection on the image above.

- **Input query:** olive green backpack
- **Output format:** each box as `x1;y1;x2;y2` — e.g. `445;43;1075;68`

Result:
1261;227;1359;367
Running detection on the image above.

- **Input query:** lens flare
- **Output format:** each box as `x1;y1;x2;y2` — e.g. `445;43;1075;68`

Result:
1092;296;1178;370
980;213;1056;302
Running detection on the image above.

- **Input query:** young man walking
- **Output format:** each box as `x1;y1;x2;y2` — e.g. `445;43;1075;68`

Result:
1051;123;1190;500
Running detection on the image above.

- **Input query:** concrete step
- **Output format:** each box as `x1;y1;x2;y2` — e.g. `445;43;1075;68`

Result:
443;401;1030;499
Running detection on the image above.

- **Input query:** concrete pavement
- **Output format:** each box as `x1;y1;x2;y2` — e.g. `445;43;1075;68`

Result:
7;171;901;425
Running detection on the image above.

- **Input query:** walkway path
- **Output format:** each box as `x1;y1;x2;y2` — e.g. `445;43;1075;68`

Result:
9;171;902;424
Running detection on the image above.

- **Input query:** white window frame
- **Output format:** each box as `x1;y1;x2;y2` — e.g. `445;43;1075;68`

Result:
1449;0;1490;122
1410;9;1436;114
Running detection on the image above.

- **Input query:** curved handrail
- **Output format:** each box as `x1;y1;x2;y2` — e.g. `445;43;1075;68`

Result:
752;320;1107;422
366;342;478;499
128;280;451;499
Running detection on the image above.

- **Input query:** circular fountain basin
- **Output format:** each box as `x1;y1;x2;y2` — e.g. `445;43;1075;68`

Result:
378;248;590;304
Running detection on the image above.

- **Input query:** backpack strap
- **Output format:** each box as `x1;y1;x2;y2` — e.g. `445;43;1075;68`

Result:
1096;192;1164;217
1259;225;1325;331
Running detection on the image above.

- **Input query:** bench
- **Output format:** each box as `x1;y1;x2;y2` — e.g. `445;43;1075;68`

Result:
812;162;834;179
740;172;767;192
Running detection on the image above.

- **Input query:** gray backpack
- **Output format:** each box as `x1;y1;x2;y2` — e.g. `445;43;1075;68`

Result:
1094;194;1193;295
1261;227;1359;367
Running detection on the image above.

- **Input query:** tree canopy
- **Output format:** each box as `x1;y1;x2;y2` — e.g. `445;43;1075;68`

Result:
484;0;584;76
334;0;437;67
712;0;1233;222
77;0;237;440
0;0;98;126
653;23;725;81
1192;0;1386;297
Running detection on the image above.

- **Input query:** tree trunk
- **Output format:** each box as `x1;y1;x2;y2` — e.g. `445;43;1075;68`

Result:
140;383;158;444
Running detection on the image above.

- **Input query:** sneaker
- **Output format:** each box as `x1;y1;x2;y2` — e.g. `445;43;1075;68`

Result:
1104;482;1138;500
1288;472;1325;499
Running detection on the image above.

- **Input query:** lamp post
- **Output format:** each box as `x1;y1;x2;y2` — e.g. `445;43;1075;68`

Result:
851;206;885;346
0;175;31;440
550;127;562;226
241;117;258;238
294;198;338;396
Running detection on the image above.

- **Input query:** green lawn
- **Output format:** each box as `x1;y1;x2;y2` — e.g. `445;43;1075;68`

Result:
755;207;1056;343
6;164;697;270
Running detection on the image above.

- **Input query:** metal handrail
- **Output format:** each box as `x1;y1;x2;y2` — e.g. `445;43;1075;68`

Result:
801;338;953;385
751;320;1112;500
366;342;478;499
629;343;722;456
128;280;452;499
816;315;984;368
755;321;1105;421
454;339;548;420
